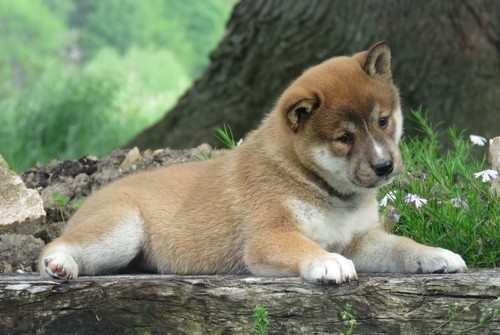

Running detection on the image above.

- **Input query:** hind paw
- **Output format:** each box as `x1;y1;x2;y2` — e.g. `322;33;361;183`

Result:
43;253;78;279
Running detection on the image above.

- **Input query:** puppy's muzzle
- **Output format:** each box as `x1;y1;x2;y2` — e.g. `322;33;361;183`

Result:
372;160;394;177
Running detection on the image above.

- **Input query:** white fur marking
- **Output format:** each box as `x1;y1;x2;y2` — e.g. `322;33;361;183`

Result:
393;107;403;142
76;213;144;275
374;143;384;157
310;146;356;195
288;198;379;251
363;119;385;159
42;214;144;279
300;253;357;283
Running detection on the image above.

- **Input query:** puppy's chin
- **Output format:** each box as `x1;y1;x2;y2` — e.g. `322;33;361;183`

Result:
350;175;396;190
372;176;397;188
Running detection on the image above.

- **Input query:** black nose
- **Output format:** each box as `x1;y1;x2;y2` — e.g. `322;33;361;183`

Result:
372;160;394;177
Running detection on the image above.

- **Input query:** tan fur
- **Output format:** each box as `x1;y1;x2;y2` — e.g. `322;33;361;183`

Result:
39;42;467;283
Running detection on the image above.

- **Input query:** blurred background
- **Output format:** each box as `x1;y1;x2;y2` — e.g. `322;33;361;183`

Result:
0;0;235;171
1;0;498;172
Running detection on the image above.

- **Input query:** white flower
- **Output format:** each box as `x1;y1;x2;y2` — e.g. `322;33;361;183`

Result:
404;194;428;208
379;191;396;207
469;135;487;146
236;138;244;146
473;169;498;182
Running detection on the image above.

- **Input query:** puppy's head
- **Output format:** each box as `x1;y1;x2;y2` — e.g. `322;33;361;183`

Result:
278;42;403;194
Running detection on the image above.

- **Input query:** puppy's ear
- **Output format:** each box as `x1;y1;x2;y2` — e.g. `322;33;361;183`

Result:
279;87;319;132
354;41;392;82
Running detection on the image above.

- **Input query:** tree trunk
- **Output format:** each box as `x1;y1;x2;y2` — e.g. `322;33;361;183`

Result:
130;0;499;150
1;270;499;334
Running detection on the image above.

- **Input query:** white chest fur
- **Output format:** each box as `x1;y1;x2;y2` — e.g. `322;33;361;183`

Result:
287;197;379;251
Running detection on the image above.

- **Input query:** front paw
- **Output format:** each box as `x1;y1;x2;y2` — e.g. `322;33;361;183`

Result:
300;253;358;284
413;248;468;274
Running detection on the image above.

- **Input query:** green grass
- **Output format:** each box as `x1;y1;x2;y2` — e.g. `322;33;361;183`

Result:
253;305;269;335
198;124;240;160
215;124;238;149
380;109;499;268
340;303;357;335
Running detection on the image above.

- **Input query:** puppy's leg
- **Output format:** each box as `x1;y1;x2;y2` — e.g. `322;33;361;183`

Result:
244;230;357;284
39;209;145;279
345;229;467;273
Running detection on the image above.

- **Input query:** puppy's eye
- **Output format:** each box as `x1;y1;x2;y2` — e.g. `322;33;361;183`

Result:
379;117;389;128
337;133;353;144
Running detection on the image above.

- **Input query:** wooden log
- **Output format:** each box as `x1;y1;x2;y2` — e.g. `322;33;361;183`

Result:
1;270;499;334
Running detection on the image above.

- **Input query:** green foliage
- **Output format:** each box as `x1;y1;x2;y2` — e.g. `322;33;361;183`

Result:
52;193;83;223
477;300;500;329
253;305;269;335
197;124;240;160
154;0;234;75
86;46;190;128
340;303;357;335
43;0;75;19
0;0;234;172
215;125;237;149
3;63;121;170
380;109;499;268
198;149;215;161
52;193;70;207
0;0;68;94
70;0;160;59
429;299;500;334
69;0;234;75
87;47;189;92
52;193;69;224
1;50;190;171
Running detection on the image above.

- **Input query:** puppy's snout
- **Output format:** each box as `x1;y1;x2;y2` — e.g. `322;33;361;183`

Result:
372;160;394;177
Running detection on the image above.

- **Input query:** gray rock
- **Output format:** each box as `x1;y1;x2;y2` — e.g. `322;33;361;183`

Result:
0;155;46;232
489;136;500;193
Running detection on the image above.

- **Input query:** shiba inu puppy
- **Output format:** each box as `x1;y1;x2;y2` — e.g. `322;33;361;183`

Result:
39;42;467;283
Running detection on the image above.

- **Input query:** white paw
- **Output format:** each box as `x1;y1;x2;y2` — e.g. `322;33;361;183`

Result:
417;248;468;274
300;253;358;284
43;253;79;279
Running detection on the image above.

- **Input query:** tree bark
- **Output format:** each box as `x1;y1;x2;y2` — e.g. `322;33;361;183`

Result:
1;270;499;334
130;0;499;150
